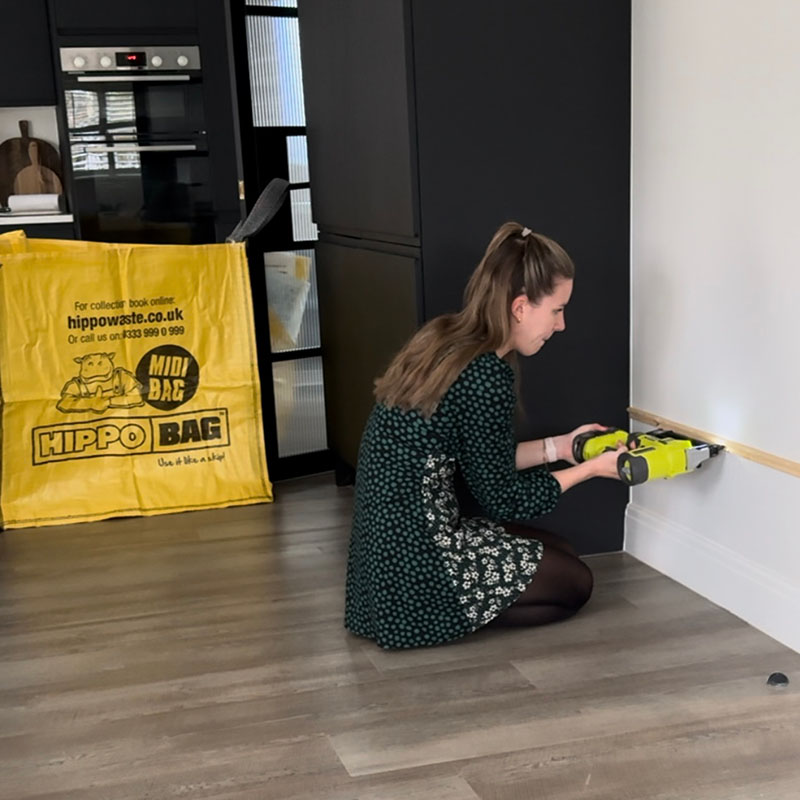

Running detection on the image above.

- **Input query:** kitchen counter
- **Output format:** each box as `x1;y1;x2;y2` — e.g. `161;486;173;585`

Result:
0;213;73;225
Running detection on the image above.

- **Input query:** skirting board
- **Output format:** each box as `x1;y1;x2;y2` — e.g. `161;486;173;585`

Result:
625;503;800;654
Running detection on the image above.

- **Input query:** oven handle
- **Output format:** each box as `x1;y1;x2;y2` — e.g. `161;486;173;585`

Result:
84;144;198;153
75;75;191;83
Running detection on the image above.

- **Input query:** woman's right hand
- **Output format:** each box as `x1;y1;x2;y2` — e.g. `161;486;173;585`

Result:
588;445;627;480
553;443;628;492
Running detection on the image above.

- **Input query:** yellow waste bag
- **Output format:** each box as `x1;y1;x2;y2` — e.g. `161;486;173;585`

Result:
0;231;272;529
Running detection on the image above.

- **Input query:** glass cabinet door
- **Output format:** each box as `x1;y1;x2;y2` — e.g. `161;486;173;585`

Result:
240;0;329;475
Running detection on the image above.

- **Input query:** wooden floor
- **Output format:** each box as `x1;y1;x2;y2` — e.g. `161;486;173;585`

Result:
1;474;798;799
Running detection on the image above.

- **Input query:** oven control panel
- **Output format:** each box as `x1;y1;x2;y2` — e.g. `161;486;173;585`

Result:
60;46;201;73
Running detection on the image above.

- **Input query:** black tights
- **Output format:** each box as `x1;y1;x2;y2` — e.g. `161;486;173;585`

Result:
489;524;594;628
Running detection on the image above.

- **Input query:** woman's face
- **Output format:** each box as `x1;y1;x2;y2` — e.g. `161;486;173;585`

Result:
506;278;573;357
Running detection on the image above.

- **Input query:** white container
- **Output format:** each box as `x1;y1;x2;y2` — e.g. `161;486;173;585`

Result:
7;194;61;213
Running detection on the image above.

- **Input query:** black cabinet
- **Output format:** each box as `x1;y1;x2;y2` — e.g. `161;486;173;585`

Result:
0;222;74;238
0;0;56;106
50;0;198;34
299;0;631;553
300;1;418;243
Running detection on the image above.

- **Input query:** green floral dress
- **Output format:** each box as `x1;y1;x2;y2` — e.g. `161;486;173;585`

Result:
345;352;562;648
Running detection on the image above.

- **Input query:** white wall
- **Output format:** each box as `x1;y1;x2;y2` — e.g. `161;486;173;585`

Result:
629;0;800;652
0;107;60;154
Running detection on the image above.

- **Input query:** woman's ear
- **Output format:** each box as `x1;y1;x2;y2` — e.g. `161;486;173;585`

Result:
510;294;527;322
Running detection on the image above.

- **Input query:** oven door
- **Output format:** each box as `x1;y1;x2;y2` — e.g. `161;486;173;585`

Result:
64;73;215;244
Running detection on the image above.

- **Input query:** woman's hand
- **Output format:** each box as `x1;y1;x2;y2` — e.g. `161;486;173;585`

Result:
587;445;628;479
555;423;609;465
552;443;627;492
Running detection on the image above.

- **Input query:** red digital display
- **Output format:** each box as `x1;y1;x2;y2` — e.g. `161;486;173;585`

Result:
115;51;146;67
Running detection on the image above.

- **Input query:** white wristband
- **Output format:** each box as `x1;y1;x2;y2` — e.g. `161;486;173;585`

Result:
544;436;558;463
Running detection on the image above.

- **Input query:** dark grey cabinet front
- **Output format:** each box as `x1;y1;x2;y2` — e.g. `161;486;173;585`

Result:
316;241;420;466
298;0;418;244
50;0;198;33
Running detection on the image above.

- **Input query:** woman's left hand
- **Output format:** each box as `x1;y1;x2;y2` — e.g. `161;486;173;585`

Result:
555;423;610;465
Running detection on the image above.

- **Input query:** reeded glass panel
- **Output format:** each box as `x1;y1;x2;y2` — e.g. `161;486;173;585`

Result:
65;90;100;129
71;144;142;172
247;0;297;6
112;151;141;170
286;135;309;183
264;249;321;352
290;188;317;241
272;357;327;457
105;92;136;124
246;15;305;127
70;143;109;172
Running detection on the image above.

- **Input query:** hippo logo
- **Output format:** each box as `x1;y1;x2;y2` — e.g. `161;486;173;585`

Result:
57;352;145;415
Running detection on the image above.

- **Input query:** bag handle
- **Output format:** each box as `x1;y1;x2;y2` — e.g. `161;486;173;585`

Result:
226;177;290;243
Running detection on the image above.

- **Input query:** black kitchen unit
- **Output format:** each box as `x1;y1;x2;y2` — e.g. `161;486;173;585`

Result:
298;0;631;553
60;45;214;244
47;0;245;244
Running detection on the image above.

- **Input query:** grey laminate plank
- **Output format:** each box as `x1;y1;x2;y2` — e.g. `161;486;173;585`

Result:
463;713;800;800
0;661;527;746
511;618;794;690
1;633;379;732
0;733;347;800
212;774;483;800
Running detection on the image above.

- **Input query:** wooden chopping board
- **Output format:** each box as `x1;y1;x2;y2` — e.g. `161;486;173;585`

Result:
0;121;63;206
13;141;63;196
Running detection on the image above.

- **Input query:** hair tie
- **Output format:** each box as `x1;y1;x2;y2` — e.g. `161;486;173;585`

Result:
521;227;532;237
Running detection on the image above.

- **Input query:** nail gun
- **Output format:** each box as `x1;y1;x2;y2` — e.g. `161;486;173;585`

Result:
573;428;725;486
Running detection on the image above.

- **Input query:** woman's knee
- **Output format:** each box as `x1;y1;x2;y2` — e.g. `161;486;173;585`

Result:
513;547;593;610
574;557;594;609
549;550;593;610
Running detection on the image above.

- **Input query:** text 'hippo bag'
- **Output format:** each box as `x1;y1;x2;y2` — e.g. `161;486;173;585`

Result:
0;231;272;528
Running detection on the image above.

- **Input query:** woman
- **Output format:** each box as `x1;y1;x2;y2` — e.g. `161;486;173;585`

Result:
345;222;625;649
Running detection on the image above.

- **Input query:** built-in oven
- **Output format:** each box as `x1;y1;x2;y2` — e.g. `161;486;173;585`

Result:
60;46;215;244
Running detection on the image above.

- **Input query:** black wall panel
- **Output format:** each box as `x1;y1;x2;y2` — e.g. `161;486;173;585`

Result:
410;0;631;552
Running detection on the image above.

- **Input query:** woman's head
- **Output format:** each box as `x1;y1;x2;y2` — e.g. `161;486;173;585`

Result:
461;222;575;357
374;221;575;416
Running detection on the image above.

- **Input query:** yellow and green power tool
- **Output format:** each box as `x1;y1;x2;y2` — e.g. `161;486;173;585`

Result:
571;428;630;463
572;428;724;486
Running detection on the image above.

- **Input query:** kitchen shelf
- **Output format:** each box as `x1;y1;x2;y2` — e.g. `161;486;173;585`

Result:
0;213;73;225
